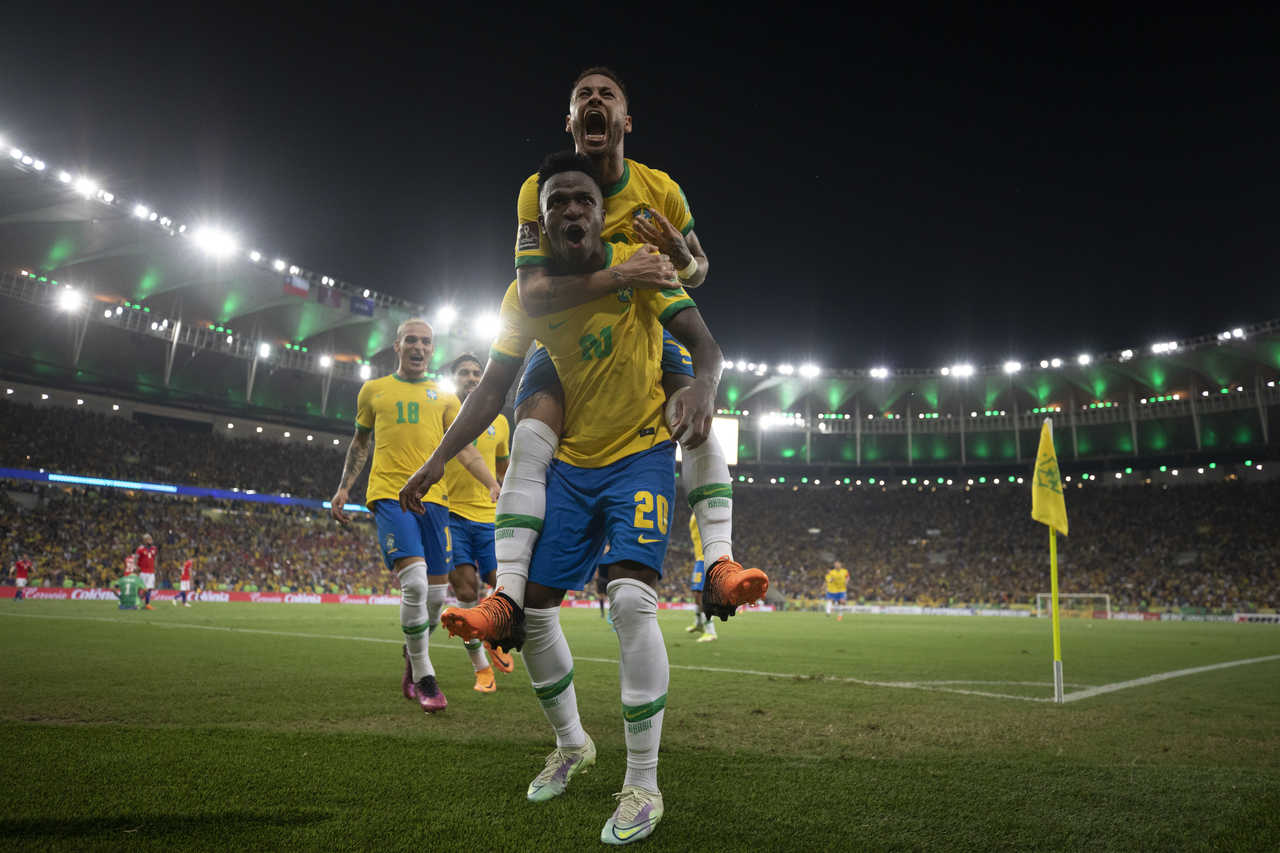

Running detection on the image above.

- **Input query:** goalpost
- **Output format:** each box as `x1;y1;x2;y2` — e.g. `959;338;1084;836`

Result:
1036;593;1110;620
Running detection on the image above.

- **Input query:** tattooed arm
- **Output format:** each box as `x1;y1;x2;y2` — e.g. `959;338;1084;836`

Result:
330;427;372;524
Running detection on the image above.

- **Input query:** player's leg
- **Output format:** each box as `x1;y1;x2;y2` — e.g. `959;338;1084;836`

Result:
447;513;495;690
374;500;443;713
597;445;675;843
521;477;601;802
470;517;513;673
417;503;456;711
686;565;705;633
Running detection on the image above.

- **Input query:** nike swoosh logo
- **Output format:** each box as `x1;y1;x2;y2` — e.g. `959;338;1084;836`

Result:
637;536;663;544
612;822;651;841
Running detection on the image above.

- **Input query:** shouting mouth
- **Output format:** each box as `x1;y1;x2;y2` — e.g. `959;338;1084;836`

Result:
564;224;587;249
583;109;607;145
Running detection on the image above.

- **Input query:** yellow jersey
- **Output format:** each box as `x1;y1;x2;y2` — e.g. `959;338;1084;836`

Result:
443;414;510;523
825;567;850;594
689;515;703;563
354;373;459;508
491;242;696;469
514;158;695;269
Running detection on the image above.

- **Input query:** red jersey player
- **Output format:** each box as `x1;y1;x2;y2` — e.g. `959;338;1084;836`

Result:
13;554;32;600
173;558;193;607
135;534;158;610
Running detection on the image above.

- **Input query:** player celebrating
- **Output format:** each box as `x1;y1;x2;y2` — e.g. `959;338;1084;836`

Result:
825;561;850;619
401;152;758;845
135;534;158;610
173;557;194;607
442;352;514;692
330;318;500;714
473;67;746;632
684;517;717;642
12;554;31;600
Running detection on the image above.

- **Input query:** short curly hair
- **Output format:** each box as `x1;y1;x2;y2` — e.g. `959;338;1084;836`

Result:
570;66;628;106
536;150;602;198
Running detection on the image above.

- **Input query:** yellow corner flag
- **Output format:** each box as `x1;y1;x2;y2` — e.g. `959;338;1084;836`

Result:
1031;419;1069;537
1031;417;1070;703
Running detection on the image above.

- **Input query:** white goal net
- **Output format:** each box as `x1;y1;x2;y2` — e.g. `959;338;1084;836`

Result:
1036;593;1111;620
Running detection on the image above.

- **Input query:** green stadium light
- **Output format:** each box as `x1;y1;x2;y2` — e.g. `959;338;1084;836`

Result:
1159;465;1167;472
909;477;917;484
868;478;876;485
1245;459;1252;466
1209;462;1216;469
801;477;808;483
978;477;987;483
778;477;786;484
1125;467;1133;474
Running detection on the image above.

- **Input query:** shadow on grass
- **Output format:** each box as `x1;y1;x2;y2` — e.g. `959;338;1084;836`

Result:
0;809;331;840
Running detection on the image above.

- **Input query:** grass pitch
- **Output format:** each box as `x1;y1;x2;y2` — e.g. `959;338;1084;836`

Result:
1;602;1277;851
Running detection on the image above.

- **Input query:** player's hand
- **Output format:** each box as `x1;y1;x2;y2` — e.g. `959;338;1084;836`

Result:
399;456;446;515
633;208;694;271
488;483;502;503
612;243;678;290
668;379;716;450
330;488;351;524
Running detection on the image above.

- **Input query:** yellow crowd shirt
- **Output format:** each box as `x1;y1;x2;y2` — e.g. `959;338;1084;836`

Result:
490;242;696;469
689;515;704;563
514;158;695;269
443;414;510;523
825;567;850;593
355;374;459;508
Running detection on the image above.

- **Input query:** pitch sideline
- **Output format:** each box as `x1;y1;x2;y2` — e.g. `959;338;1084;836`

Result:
3;610;1276;704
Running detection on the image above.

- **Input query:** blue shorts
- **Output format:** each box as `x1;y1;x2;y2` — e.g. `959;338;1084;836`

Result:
449;513;496;576
690;560;706;592
527;442;677;591
513;331;694;411
826;591;847;602
371;500;452;575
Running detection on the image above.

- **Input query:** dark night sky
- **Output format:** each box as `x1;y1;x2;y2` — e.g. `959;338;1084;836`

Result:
1;6;1276;368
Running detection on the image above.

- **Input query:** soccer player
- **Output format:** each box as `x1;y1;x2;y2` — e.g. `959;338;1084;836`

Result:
12;554;31;600
330;318;501;714
482;67;744;628
443;352;514;691
684;517;717;642
173;557;194;607
825;561;850;619
135;534;158;610
401;152;763;844
114;556;142;610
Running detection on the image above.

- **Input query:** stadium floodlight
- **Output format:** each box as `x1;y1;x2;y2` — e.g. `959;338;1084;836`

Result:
318;354;333;369
736;360;747;371
362;289;371;298
73;177;98;198
103;309;113;318
870;366;889;379
473;312;501;340
1050;357;1063;368
438;377;457;395
256;426;263;433
798;363;820;378
150;322;158;330
283;431;291;438
1231;328;1244;339
777;363;795;376
8;147;21;159
940;366;950;376
57;170;72;183
289;265;300;275
249;250;262;262
20;155;33;165
358;364;372;380
1039;359;1049;368
1077;354;1091;365
133;204;150;219
76;398;84;405
435;304;457;333
332;438;340;445
56;287;83;312
307;434;314;441
257;342;271;359
1002;360;1021;374
272;259;287;272
32;159;45;171
1119;349;1134;361
227;422;235;430
41;393;49;400
754;363;768;375
100;191;114;203
191;226;238;259
112;403;120;411
955;363;975;378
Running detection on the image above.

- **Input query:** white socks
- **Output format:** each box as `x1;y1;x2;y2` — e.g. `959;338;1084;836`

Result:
609;579;668;793
523;606;587;748
397;561;434;680
669;395;733;565
457;599;491;671
426;582;447;628
494;418;558;608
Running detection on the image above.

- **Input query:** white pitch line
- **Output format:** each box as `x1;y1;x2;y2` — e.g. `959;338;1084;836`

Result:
1059;654;1280;703
7;611;1271;704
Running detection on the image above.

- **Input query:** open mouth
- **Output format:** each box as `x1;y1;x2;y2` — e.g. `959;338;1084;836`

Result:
564;224;587;247
583;109;607;144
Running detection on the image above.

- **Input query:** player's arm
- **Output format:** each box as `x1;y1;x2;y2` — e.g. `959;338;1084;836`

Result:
330;426;372;524
516;246;679;317
633;212;708;288
495;455;509;485
456;444;501;503
663;304;723;450
399;356;523;512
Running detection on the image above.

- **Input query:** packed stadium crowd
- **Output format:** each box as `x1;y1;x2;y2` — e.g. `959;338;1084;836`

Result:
2;401;1276;611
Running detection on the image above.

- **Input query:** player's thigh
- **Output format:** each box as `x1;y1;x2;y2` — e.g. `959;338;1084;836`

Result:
527;461;605;593
513;347;565;434
414;503;453;577
601;443;677;579
448;563;479;601
605;559;660;590
372;500;428;571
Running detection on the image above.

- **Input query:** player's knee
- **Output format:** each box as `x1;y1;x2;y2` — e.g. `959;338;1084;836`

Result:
397;561;428;606
607;578;657;631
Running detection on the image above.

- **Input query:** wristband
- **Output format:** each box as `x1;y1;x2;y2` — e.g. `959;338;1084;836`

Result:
676;256;699;281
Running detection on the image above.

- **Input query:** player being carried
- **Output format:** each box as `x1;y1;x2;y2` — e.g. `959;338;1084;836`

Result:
825;560;850;620
135;533;158;610
330;319;501;714
684;516;717;642
441;352;515;692
400;151;754;844
443;67;757;646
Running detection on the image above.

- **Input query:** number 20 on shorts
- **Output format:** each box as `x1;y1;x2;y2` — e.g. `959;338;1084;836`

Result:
633;490;669;534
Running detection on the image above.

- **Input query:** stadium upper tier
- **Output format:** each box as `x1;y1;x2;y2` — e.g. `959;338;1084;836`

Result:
1;145;1276;467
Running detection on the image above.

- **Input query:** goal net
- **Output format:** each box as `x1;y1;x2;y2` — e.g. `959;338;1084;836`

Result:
1036;593;1111;620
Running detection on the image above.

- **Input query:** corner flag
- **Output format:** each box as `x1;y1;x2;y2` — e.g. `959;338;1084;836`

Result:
1031;419;1068;537
1031;418;1070;703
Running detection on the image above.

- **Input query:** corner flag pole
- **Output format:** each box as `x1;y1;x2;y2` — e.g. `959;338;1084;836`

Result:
1030;417;1069;705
